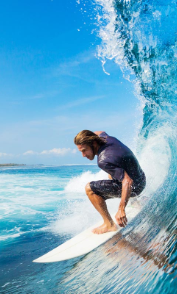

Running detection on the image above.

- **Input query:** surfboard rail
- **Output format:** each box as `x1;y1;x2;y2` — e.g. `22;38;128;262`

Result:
33;206;140;263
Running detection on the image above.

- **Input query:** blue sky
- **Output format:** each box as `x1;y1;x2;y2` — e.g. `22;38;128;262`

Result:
0;0;142;165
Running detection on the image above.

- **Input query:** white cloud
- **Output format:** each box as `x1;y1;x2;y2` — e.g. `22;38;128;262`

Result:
41;148;72;156
0;152;10;157
23;148;76;156
23;150;37;155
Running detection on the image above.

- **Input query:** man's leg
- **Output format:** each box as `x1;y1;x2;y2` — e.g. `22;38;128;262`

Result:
85;183;117;234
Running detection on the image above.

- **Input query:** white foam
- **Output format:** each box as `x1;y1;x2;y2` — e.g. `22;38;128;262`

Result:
49;170;122;236
0;232;23;241
48;196;121;236
137;125;171;195
95;0;130;74
0;226;49;242
1;283;10;288
64;170;107;193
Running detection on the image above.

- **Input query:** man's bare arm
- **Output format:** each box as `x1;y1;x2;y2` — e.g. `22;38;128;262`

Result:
115;171;133;227
95;131;111;180
94;131;105;136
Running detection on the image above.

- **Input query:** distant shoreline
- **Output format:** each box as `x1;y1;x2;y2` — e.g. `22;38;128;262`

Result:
0;163;97;167
0;164;26;167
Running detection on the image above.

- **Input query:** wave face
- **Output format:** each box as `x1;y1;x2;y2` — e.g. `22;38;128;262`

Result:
87;0;177;292
51;2;177;293
1;2;177;293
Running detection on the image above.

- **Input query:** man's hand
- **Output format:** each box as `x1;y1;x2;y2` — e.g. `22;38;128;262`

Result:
115;171;133;227
94;131;105;136
115;206;128;227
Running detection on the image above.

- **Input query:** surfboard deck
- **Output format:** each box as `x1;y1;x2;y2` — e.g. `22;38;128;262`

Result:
33;206;140;263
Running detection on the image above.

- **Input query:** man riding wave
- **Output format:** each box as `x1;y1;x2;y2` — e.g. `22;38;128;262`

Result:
74;130;146;234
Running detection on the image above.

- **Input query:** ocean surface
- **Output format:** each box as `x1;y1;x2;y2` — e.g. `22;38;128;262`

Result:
0;165;108;293
0;163;176;293
1;0;177;292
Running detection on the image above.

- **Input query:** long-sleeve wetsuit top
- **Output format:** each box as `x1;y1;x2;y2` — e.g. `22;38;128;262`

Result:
97;132;145;184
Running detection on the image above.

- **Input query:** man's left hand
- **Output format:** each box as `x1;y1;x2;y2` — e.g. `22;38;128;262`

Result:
115;207;127;227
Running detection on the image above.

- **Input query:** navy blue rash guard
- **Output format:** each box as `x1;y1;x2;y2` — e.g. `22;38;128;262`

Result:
97;132;145;185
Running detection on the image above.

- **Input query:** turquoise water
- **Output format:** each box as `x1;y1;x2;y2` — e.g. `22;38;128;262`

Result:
0;165;104;292
0;164;176;293
1;0;177;292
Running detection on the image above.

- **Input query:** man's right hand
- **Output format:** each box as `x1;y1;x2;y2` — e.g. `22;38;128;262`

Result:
115;171;132;227
115;206;128;227
94;131;104;136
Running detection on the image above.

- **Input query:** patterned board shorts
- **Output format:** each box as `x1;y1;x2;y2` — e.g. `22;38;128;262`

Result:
90;176;146;201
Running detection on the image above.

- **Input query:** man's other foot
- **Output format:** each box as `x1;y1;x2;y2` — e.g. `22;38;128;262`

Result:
92;222;117;234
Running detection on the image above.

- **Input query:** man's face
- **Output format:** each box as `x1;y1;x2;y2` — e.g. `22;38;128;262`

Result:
77;144;95;160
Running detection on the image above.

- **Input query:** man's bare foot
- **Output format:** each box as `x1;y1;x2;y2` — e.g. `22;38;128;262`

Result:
92;222;117;234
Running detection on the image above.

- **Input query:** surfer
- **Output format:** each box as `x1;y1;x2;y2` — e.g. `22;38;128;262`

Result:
74;130;146;234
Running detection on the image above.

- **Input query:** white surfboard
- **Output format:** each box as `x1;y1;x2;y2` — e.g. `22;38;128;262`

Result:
33;206;140;263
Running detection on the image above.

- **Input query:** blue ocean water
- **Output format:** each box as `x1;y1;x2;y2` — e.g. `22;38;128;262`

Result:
0;165;108;292
0;162;176;293
1;0;177;292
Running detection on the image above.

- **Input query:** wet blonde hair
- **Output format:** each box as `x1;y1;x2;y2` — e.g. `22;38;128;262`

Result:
74;130;105;147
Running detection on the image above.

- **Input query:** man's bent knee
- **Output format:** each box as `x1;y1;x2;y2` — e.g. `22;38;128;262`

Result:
108;174;112;180
85;182;93;196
